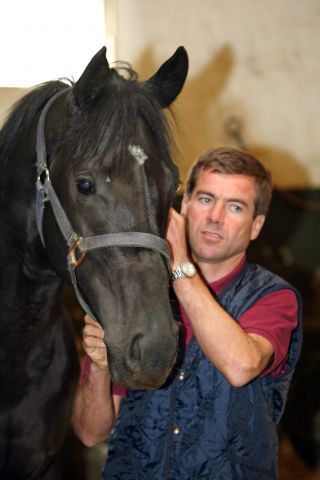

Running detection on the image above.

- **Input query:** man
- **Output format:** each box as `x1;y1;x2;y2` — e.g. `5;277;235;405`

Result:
72;147;302;479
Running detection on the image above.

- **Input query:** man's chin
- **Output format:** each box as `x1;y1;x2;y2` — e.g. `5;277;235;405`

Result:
193;248;225;264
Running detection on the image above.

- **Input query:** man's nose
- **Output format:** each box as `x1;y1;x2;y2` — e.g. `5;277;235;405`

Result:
207;203;224;224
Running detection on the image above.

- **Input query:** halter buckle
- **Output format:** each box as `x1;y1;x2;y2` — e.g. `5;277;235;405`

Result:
68;237;86;269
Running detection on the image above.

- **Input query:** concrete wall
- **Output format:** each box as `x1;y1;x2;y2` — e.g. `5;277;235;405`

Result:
109;0;320;188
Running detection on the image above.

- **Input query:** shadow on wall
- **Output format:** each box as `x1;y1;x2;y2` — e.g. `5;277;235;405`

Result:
131;44;314;192
249;144;310;189
132;44;236;182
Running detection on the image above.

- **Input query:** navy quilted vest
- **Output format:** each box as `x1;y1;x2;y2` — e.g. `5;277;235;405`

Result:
102;263;302;480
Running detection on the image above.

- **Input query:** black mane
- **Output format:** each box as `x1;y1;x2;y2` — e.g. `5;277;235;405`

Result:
65;65;174;166
0;81;71;164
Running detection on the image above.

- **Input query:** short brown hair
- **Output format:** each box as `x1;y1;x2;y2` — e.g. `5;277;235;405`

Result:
185;147;272;217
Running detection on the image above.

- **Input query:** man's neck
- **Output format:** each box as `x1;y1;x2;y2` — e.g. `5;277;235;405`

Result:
195;253;246;283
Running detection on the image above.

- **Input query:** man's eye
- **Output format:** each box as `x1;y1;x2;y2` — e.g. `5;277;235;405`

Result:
199;196;211;204
77;178;95;195
230;204;242;212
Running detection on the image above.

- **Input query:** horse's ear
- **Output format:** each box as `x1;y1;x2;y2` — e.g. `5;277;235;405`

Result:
145;47;188;108
73;47;111;108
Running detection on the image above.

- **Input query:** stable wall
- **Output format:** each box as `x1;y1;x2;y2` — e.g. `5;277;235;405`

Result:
108;0;320;188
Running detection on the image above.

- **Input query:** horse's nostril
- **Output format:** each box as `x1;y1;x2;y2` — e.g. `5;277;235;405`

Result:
127;333;144;367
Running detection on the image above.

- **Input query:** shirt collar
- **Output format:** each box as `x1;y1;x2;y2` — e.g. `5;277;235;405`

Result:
209;255;247;296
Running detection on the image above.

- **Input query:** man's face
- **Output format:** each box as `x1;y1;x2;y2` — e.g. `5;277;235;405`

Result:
181;169;265;265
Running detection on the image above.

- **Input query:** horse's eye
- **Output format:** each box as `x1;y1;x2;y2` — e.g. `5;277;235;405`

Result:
77;178;95;195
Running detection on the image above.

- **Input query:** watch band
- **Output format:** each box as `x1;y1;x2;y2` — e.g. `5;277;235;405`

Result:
171;266;184;281
171;261;196;282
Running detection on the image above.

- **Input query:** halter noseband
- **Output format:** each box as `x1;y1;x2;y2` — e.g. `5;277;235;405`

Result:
35;88;171;319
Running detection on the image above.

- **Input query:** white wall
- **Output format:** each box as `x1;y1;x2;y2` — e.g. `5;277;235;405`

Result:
0;0;107;87
0;0;109;129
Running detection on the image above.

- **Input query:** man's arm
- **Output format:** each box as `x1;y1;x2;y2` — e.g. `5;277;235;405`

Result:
173;274;274;386
71;315;121;446
166;208;274;387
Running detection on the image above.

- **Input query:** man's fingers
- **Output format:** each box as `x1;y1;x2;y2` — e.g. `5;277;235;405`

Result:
83;324;105;339
84;314;104;329
81;315;108;370
84;346;108;369
83;335;106;348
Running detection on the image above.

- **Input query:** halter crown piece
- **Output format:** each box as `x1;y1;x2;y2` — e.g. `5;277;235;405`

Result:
35;88;171;320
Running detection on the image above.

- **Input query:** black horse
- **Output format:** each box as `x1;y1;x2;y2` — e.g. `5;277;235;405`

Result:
0;46;188;479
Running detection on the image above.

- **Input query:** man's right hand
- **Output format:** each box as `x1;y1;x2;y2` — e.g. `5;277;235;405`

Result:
72;315;116;446
82;315;108;371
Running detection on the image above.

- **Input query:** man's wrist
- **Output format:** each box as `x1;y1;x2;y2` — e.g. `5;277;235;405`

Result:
89;361;110;377
171;260;197;282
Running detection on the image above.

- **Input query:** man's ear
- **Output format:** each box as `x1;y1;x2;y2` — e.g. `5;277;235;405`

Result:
250;214;266;240
180;194;189;216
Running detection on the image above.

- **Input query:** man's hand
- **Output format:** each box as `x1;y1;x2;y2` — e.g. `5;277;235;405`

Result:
166;207;189;268
82;315;108;370
72;315;116;446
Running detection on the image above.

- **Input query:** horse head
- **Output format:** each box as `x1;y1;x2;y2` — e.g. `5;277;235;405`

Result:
40;47;188;389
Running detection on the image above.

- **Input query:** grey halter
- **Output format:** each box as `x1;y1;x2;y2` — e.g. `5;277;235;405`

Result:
35;88;171;319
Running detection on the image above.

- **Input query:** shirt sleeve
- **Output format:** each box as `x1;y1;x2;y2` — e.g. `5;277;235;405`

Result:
79;354;91;384
111;383;128;397
239;289;298;376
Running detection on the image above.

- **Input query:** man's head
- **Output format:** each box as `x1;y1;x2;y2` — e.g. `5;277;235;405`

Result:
185;147;272;218
181;147;273;270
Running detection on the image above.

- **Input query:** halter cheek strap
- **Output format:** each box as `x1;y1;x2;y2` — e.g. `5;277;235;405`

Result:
35;89;171;320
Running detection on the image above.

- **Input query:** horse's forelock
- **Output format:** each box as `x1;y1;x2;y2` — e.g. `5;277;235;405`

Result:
65;66;173;170
0;64;174;177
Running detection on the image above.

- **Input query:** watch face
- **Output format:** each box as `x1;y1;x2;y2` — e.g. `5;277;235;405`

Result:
180;261;196;277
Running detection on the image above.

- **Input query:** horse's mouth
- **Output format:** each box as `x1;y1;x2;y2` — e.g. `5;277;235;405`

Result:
110;367;172;390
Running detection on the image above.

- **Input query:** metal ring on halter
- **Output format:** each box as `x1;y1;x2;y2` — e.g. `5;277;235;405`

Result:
37;168;50;186
68;237;86;269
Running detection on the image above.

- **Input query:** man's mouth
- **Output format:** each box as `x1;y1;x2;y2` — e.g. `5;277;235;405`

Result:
201;230;223;240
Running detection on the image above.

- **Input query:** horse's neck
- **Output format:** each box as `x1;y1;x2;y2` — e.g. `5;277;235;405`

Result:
1;144;67;297
0;223;63;323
